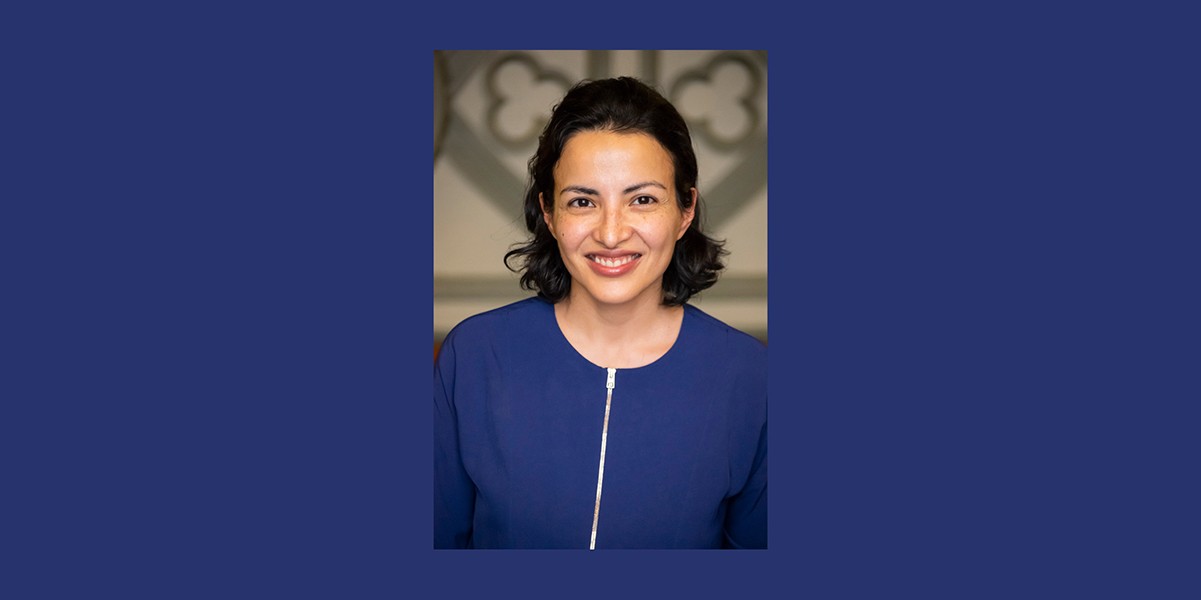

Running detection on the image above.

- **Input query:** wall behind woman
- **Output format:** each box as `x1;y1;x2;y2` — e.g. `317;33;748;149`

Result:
434;50;767;352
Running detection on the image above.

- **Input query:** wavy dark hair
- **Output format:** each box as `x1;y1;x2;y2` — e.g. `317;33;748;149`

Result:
503;76;726;306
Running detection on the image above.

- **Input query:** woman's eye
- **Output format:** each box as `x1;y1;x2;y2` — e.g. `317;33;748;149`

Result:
632;195;657;205
567;198;594;208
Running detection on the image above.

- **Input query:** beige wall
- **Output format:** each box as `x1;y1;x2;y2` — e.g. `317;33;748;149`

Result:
434;50;768;346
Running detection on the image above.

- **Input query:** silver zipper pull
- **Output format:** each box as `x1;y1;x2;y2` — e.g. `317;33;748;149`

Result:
606;367;616;390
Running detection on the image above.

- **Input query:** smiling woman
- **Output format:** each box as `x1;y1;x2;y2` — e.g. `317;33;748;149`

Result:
434;77;766;549
539;130;697;366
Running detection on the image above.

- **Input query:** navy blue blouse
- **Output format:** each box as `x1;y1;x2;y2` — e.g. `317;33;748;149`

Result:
433;297;767;549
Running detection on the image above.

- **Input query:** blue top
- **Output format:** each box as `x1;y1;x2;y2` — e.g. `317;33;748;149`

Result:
433;297;767;549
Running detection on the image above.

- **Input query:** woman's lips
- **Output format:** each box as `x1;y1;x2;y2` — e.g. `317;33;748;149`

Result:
586;253;641;276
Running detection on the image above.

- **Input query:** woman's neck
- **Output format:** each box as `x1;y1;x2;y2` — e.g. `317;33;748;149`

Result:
554;293;685;369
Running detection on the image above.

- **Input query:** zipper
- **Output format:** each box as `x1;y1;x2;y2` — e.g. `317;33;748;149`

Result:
589;367;616;550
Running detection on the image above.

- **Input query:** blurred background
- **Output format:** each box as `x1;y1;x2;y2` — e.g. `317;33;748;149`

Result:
434;50;768;355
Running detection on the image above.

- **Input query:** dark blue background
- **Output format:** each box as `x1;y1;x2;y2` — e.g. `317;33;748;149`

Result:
4;2;1198;598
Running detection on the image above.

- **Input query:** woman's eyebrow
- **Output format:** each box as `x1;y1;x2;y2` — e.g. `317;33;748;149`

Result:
559;181;668;196
623;181;668;194
560;185;598;196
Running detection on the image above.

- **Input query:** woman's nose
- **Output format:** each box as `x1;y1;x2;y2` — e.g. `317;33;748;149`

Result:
596;206;629;247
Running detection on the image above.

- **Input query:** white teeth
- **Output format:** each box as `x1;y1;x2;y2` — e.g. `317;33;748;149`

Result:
590;254;637;267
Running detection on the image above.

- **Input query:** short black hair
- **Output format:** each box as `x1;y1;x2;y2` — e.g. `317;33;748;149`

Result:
504;76;726;306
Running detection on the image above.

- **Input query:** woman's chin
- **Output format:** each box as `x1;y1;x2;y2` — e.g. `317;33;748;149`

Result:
569;285;663;309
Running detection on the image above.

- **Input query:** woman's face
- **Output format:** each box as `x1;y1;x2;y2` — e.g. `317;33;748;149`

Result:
541;130;695;311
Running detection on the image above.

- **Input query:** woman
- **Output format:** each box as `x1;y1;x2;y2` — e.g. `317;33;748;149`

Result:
434;77;766;549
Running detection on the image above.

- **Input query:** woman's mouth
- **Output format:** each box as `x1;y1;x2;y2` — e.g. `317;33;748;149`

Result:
589;254;640;267
586;253;641;276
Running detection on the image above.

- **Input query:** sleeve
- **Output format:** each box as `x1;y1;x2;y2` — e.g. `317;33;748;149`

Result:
723;418;768;549
433;332;475;548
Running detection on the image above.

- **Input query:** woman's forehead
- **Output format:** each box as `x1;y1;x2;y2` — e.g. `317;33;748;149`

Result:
554;130;674;186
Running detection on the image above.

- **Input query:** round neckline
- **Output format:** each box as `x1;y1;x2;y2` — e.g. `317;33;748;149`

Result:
542;298;690;372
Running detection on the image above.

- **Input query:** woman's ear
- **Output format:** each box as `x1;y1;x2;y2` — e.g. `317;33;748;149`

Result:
539;192;554;235
678;188;698;239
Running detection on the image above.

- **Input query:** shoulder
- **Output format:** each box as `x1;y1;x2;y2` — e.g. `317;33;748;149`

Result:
680;304;766;420
681;303;766;392
442;296;552;347
683;303;766;361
